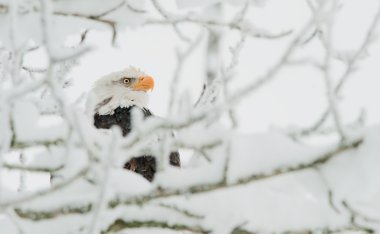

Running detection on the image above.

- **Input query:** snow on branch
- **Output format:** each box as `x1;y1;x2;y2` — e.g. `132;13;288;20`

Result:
110;137;363;207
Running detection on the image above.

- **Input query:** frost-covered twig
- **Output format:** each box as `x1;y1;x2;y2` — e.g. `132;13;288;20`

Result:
21;66;46;73
150;0;191;42
173;139;222;163
194;84;207;107
342;201;380;225
193;31;245;109
322;1;346;143
335;2;380;92
53;12;117;44
293;1;380;138
168;31;204;114
157;203;204;220
232;0;250;25
222;34;246;128
289;110;365;139
126;0;146;13
221;140;231;184
228;2;325;103
93;0;125;18
285;57;323;70
314;167;341;214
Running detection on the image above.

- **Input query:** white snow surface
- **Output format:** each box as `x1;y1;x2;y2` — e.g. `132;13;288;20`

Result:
12;100;69;143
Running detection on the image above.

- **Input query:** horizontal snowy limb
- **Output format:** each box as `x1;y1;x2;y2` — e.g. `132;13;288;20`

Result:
103;219;210;234
110;138;362;207
11;139;65;149
2;162;63;173
0;164;90;210
14;204;92;221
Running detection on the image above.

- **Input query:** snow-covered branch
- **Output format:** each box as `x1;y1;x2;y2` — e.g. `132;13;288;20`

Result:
111;138;362;207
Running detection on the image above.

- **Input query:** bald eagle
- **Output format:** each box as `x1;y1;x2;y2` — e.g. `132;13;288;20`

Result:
89;67;180;181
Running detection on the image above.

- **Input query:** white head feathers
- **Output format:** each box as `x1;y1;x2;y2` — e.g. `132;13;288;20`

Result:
88;67;154;115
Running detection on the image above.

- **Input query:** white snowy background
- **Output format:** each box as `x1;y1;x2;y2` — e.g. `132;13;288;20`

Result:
1;0;380;233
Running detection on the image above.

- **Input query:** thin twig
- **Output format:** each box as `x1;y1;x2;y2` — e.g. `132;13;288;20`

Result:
168;31;204;114
53;11;118;44
87;131;117;234
151;0;191;42
157;203;204;220
322;1;346;142
94;0;125;18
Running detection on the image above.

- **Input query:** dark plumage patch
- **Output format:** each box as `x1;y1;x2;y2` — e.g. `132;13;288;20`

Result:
94;106;180;181
94;106;149;136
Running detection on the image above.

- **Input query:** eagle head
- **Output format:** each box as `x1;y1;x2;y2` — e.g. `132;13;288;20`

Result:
89;66;154;115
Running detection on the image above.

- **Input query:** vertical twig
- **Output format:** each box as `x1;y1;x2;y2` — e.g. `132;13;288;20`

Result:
87;130;117;234
222;35;246;128
168;31;204;115
322;0;347;143
205;3;223;85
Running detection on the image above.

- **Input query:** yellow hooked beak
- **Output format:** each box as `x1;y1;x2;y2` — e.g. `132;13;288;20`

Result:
132;76;154;92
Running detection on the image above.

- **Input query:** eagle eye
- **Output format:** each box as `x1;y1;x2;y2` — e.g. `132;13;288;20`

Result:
123;78;130;84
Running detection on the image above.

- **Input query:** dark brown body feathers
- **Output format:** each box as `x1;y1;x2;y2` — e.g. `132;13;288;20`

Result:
94;106;180;181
